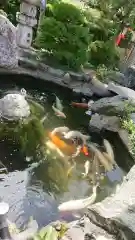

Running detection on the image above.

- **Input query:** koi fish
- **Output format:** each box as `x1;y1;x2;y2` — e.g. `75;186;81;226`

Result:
81;145;89;156
88;144;112;172
52;96;66;118
48;132;88;158
71;145;82;158
71;102;88;108
45;140;66;158
58;185;97;212
40;114;48;124
48;132;74;155
64;131;90;144
51;126;69;136
103;139;115;165
82;160;90;177
52;105;66;118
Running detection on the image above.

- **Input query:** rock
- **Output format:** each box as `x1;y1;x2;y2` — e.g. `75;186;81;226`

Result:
37;62;49;72
18;47;38;60
63;73;72;85
124;66;135;88
79;83;93;97
130;113;135;123
108;82;135;102
106;71;127;86
69;80;83;90
18;57;38;70
90;76;112;97
69;72;83;81
61;165;135;239
90;165;135;233
0;90;30;120
47;66;64;77
90;95;130;117
89;114;120;133
118;129;129;149
82;73;92;82
0;14;18;68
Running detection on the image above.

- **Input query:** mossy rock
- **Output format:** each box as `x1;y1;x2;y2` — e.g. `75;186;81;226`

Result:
0;100;46;156
91;96;135;117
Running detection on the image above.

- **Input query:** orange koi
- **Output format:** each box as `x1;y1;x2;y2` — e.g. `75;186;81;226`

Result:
48;132;74;155
48;132;89;157
71;102;88;108
81;145;89;156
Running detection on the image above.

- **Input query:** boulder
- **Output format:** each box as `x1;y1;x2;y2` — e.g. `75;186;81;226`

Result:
80;83;93;97
0;14;18;68
124;66;135;88
89;77;112;97
105;71;128;87
108;82;135;103
89;114;120;133
63;73;72;85
90;95;128;117
61;165;135;239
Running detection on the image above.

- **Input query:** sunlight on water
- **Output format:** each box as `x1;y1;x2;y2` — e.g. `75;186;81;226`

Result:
0;79;125;228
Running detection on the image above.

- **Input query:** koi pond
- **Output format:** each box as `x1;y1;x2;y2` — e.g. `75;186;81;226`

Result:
0;74;126;228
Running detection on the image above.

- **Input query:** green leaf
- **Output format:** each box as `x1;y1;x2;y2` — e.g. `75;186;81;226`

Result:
37;225;58;240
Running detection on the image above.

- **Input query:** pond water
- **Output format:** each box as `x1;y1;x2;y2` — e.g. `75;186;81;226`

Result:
0;74;126;228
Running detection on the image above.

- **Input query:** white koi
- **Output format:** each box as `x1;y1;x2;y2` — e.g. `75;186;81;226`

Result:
58;185;97;212
51;126;69;136
89;144;112;172
103;139;115;165
64;131;90;144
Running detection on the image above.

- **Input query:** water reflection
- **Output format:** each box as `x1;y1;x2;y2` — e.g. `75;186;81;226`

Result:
0;78;125;228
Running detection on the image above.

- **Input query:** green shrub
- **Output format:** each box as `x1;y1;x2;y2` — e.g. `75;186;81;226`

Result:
36;1;91;69
88;40;120;67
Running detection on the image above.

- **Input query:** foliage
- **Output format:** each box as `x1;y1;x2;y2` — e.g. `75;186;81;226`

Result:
3;0;135;71
96;64;113;82
35;1;91;69
8;220;67;240
121;118;135;158
34;225;58;240
121;101;135;158
88;40;120;67
1;0;20;25
85;0;135;27
33;222;67;240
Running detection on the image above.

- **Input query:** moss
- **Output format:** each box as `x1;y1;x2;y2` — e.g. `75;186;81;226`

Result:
28;99;45;119
0;100;46;157
121;118;135;159
94;105;124;117
120;101;135;159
